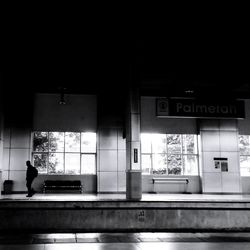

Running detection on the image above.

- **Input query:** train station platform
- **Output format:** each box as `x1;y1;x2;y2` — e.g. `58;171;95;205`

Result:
1;193;250;233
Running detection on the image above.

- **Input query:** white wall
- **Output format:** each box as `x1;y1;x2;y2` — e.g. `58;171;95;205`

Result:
238;99;250;134
33;93;97;132
199;119;241;193
97;128;126;192
0;114;3;168
0;113;3;195
241;177;250;193
2;127;32;192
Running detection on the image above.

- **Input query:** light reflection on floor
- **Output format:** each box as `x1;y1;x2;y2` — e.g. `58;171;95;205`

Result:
1;232;250;249
1;193;250;202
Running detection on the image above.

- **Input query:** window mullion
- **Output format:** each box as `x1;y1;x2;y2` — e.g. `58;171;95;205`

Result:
166;134;168;176
181;134;184;175
196;135;199;175
151;136;153;175
47;132;49;174
80;133;82;175
64;132;66;174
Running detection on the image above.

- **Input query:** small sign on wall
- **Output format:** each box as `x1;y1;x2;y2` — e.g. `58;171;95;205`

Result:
214;158;228;172
134;148;138;163
156;99;169;116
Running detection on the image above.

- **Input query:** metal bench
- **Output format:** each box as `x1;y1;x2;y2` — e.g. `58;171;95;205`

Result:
152;177;189;184
43;180;83;193
152;177;189;193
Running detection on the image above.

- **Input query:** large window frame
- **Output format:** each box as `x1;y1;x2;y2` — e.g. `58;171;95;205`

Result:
141;133;199;176
32;131;97;175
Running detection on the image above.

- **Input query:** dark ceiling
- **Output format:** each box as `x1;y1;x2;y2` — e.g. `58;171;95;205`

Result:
2;37;250;99
1;11;250;128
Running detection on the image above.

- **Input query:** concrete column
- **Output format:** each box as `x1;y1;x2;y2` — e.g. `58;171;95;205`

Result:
126;89;142;200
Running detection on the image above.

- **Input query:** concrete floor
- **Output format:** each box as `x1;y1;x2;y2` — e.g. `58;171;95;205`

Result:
2;193;250;202
1;194;250;249
1;232;250;249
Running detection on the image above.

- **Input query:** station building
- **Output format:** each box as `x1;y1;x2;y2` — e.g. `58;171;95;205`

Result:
1;65;250;233
1;84;250;198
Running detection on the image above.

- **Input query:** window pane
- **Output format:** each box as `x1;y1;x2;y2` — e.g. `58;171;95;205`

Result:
152;154;167;175
152;134;166;153
239;135;250;155
167;134;182;154
167;154;183;175
141;154;151;174
240;156;250;176
65;153;80;174
33;132;49;152
81;132;96;153
81;154;96;174
141;134;152;153
183;155;198;175
33;153;48;174
65;132;80;152
49;132;64;152
182;134;197;154
48;153;64;174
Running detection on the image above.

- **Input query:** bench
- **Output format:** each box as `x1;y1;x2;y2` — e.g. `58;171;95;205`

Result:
152;177;189;193
152;177;189;184
43;180;83;193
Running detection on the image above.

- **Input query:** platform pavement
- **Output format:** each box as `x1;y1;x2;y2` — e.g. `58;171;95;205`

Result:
1;232;250;249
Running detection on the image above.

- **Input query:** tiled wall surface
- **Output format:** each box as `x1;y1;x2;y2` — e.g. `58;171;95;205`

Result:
97;128;126;192
0;115;3;194
2;127;32;192
199;119;241;193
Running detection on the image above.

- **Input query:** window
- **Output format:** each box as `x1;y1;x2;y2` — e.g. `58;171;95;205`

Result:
141;133;199;175
239;135;250;176
33;132;96;175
